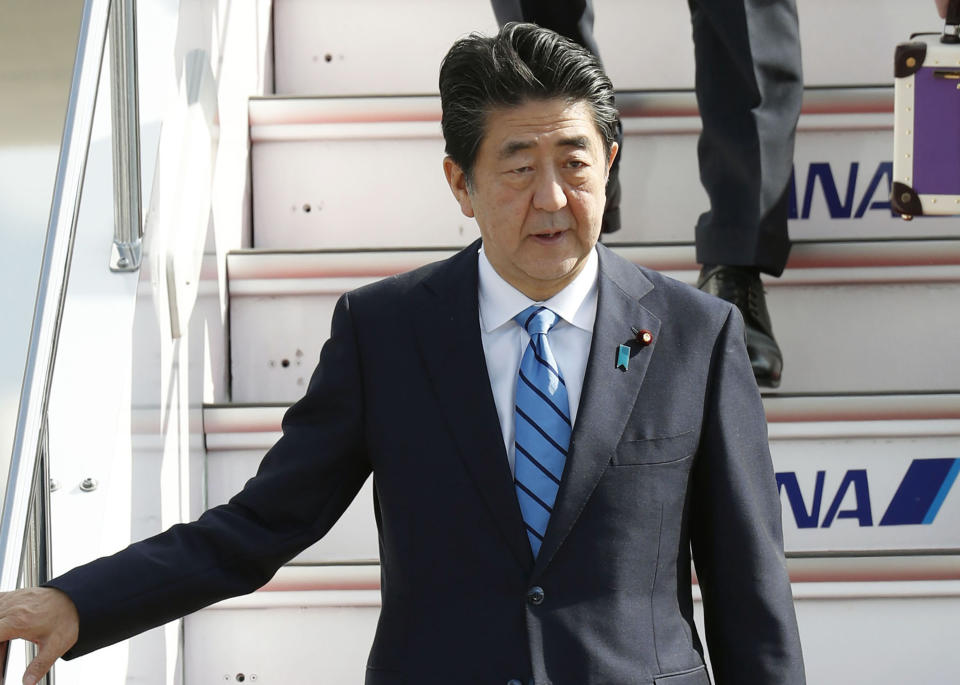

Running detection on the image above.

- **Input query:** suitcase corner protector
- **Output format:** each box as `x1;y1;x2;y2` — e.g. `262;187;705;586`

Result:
891;181;924;217
895;41;928;78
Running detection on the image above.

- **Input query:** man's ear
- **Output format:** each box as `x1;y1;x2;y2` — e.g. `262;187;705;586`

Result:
605;141;619;181
443;157;475;218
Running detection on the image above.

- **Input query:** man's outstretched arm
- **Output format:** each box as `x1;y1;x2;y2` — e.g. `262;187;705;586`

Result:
0;587;78;685
0;292;369;681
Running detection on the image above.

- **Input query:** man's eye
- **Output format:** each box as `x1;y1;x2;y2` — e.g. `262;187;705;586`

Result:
566;160;588;169
513;166;533;174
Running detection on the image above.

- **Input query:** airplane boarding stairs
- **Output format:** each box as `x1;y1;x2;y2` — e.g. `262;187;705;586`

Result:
190;1;960;682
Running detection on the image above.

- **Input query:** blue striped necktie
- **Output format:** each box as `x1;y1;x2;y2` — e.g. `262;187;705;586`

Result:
513;305;571;557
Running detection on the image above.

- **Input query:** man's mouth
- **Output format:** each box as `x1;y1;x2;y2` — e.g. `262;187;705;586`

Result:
531;230;566;242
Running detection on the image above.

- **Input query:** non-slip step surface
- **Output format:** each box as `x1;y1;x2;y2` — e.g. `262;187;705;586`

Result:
226;242;960;400
249;92;960;251
272;0;943;96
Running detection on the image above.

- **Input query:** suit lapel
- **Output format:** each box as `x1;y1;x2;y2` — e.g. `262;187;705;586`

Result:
412;242;534;572
533;245;662;577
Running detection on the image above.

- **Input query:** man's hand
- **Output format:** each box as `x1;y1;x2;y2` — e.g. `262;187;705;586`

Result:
937;0;951;19
0;588;78;685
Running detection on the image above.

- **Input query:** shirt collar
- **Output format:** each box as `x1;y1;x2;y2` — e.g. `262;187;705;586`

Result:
478;246;599;334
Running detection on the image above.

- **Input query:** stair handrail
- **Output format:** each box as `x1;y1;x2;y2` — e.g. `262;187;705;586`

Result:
108;0;142;272
0;0;129;679
0;0;111;592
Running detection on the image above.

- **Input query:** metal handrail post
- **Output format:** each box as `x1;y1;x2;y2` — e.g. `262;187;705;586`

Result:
108;0;142;272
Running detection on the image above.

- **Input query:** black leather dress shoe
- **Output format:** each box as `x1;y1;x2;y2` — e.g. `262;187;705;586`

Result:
697;265;783;388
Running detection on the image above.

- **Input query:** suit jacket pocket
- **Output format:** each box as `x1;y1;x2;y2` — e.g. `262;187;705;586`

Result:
654;665;710;684
613;430;698;466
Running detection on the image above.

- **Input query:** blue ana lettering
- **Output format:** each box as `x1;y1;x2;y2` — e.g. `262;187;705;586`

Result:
788;162;894;220
777;469;872;528
778;459;960;530
775;471;825;529
820;469;873;527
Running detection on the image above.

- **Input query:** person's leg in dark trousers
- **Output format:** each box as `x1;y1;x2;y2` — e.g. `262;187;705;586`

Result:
490;0;601;54
690;0;801;276
691;0;802;387
490;0;622;236
489;0;802;387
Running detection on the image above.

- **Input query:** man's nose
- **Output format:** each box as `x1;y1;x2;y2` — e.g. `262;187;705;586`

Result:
531;169;567;212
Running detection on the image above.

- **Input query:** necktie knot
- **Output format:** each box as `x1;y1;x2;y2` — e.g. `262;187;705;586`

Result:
515;305;560;337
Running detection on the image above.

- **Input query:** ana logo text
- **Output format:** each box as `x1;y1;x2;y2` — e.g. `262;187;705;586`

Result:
788;161;893;220
777;458;960;529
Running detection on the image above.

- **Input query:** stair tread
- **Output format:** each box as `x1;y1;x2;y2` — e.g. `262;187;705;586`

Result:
203;393;960;434
248;88;894;128
244;557;960;593
226;239;960;283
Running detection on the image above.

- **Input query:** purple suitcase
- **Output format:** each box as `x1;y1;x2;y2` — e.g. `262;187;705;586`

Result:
891;0;960;218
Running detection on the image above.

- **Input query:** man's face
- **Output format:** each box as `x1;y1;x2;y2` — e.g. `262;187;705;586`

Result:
444;98;618;301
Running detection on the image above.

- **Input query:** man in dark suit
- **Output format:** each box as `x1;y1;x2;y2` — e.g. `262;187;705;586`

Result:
490;0;804;389
0;23;803;685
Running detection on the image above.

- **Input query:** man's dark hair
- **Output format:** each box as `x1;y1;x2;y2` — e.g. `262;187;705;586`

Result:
439;22;619;184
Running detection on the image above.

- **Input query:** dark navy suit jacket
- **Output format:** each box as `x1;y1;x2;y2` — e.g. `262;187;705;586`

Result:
49;241;805;684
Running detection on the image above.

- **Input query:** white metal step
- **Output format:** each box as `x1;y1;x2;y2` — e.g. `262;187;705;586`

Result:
185;578;960;683
185;599;379;683
225;241;960;400
249;90;960;251
203;393;960;563
271;0;943;96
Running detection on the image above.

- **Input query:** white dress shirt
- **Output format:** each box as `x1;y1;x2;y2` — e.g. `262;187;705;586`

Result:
477;247;599;474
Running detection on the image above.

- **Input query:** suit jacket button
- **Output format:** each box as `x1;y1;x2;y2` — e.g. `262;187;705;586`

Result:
526;586;545;605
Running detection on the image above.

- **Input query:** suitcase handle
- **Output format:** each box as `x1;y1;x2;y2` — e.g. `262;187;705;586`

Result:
945;0;960;42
